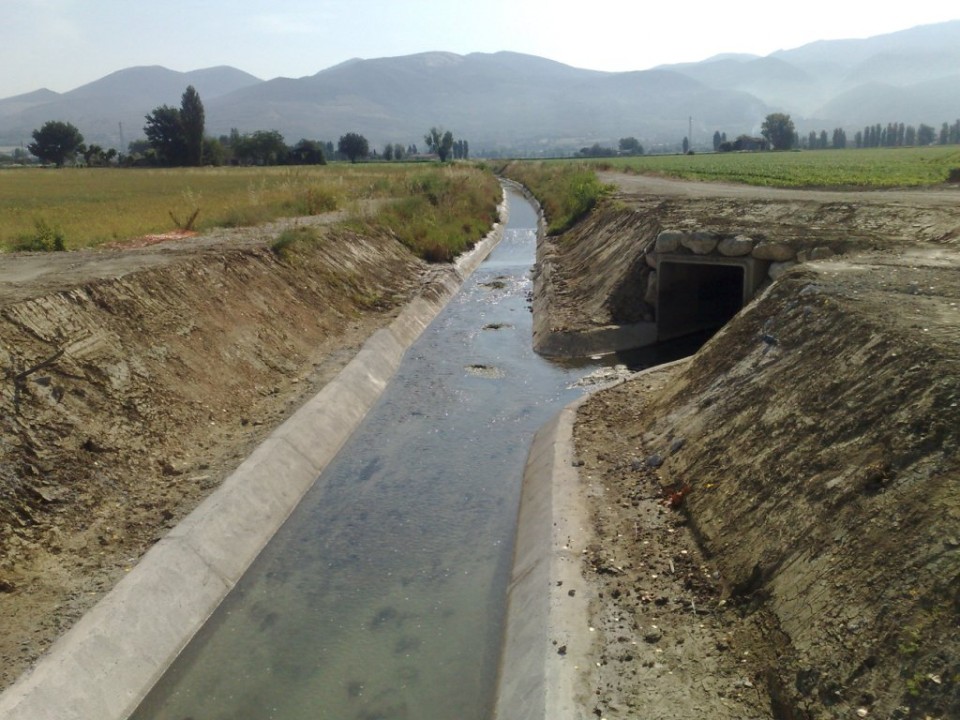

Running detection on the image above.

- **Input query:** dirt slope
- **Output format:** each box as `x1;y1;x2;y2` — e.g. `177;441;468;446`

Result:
0;220;427;689
562;175;960;719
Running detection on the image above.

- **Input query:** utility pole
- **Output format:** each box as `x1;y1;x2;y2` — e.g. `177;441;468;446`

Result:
689;116;693;150
118;122;125;154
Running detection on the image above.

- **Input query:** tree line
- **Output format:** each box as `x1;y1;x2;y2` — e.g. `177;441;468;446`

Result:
24;86;469;167
711;113;960;152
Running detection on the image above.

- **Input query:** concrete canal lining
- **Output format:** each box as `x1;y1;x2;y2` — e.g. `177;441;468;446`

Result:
493;358;692;720
0;196;507;720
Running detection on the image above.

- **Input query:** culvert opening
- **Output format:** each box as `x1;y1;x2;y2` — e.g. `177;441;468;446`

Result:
657;255;764;342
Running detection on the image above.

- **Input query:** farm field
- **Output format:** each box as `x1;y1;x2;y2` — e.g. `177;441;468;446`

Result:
0;163;501;259
594;145;960;188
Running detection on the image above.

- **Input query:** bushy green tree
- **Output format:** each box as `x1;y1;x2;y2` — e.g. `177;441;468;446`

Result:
337;132;369;163
28;120;85;167
619;137;643;155
424;127;454;162
144;86;206;166
235;130;288;165
917;123;936;146
144;105;187;165
290;138;326;165
761;113;796;150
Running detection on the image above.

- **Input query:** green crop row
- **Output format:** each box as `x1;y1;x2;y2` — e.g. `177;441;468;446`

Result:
591;146;960;188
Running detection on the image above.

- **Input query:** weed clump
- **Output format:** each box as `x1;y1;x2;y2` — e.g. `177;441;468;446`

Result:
270;226;321;260
12;219;66;251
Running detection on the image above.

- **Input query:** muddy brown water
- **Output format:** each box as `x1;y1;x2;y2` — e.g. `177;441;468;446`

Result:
129;188;695;720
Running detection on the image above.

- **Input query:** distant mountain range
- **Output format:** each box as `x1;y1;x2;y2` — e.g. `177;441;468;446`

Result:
2;20;958;155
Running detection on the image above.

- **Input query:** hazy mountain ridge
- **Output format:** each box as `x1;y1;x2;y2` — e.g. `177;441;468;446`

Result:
1;20;958;154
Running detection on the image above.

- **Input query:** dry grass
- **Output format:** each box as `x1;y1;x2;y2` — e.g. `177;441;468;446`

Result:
0;164;499;259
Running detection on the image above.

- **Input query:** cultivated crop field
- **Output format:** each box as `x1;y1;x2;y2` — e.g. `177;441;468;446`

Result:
597;145;960;188
0;164;501;259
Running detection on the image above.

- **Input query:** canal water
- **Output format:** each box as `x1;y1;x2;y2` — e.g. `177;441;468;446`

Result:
131;188;597;720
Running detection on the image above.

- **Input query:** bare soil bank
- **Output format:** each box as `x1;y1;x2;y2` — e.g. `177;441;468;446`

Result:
559;175;960;719
0;219;429;690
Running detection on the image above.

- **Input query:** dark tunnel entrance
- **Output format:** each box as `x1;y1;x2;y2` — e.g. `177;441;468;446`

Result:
656;255;768;342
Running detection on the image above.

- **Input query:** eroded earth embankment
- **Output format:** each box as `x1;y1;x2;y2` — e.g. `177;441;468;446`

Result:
0;224;430;689
543;176;960;719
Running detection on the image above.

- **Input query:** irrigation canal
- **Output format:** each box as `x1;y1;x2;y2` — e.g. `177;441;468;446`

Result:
129;187;599;720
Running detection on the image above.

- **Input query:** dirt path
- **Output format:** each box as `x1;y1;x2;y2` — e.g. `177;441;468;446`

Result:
599;170;960;206
564;173;960;719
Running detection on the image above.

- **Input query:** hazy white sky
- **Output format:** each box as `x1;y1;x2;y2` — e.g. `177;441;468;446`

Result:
3;0;958;98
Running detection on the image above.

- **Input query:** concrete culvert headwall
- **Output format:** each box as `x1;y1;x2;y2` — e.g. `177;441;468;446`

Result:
531;208;834;357
655;254;770;341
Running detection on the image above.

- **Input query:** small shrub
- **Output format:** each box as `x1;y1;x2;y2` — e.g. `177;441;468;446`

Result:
270;226;320;260
947;168;960;183
301;186;338;215
12;219;66;251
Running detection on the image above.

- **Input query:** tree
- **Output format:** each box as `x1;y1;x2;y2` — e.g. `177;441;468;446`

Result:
452;139;471;160
761;113;796;150
235;130;288;165
144;105;187;165
338;132;369;163
393;143;405;161
424;127;454;162
203;137;226;166
917;123;936;146
180;85;205;166
578;143;616;157
682;136;689;154
382;143;394;161
290;138;326;165
619;137;644;155
28;121;85;167
82;144;117;167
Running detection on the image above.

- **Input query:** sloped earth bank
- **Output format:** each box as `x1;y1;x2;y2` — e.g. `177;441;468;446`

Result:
559;175;960;719
0;218;431;690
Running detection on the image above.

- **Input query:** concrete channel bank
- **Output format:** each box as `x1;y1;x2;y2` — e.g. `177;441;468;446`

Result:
493;358;692;720
0;192;509;720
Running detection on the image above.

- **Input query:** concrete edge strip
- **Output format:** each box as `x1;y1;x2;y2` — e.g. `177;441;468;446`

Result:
493;395;597;720
0;191;509;720
493;356;694;720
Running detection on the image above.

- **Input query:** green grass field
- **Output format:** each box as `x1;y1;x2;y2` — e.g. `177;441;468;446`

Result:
0;164;501;259
593;146;960;188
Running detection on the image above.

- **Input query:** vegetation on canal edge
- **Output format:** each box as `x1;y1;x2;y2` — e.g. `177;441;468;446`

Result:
0;164;501;262
497;160;611;235
360;166;502;262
